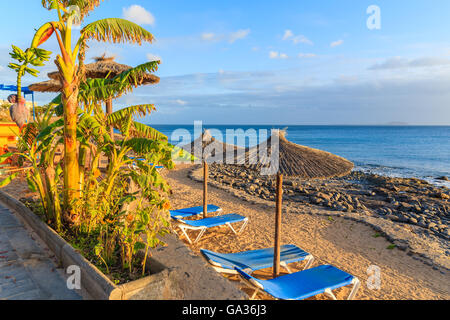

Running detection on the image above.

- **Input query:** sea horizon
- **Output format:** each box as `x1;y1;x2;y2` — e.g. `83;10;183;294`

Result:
147;124;450;188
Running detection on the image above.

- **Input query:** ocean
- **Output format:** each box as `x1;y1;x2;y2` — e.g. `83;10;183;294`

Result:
148;125;450;187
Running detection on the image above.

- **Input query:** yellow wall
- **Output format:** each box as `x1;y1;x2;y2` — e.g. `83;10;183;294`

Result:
0;122;19;147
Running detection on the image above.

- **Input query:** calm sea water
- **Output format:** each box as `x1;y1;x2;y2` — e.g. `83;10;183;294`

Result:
148;125;450;187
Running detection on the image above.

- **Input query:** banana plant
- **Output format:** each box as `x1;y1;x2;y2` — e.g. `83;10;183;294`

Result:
28;0;156;223
8;46;51;99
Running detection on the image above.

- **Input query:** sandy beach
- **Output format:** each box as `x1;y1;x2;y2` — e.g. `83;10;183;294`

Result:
164;164;450;300
1;163;448;300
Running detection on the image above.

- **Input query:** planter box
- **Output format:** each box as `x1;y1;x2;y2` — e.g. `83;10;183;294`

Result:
0;191;246;300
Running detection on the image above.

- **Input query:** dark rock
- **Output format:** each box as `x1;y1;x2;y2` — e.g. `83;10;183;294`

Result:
400;202;414;211
433;192;449;200
409;217;418;224
316;192;332;201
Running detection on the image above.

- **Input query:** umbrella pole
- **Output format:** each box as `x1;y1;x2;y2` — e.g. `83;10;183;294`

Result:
273;172;283;278
203;161;208;218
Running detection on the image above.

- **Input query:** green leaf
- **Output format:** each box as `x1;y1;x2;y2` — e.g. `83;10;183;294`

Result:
0;152;13;163
0;173;19;188
81;18;154;45
129;122;167;141
134;242;146;251
107;104;155;125
79;61;160;104
26;177;37;192
36;119;64;140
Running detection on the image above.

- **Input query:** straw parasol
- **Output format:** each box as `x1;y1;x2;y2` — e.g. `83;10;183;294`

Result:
241;130;354;179
28;79;62;93
241;129;353;277
47;55;160;85
182;130;244;218
29;55;160;138
30;55;160;92
182;129;244;162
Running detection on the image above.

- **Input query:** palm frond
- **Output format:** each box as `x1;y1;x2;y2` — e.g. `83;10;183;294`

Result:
81;18;154;45
129;122;168;141
78;113;113;144
113;61;160;87
42;0;103;20
107;104;155;124
18;123;39;151
123;138;171;156
36;119;64;141
79;61;160;104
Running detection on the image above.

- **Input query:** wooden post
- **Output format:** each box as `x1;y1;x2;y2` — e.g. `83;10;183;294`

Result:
106;98;114;141
273;172;283;278
203;161;208;218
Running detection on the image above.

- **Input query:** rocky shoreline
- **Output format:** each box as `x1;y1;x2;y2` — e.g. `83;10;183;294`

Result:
190;164;450;271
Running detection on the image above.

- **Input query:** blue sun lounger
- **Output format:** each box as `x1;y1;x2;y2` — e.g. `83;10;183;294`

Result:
235;265;360;300
200;245;314;275
170;205;222;220
174;214;249;244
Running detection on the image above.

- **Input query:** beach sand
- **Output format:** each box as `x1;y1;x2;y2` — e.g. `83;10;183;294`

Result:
164;164;450;300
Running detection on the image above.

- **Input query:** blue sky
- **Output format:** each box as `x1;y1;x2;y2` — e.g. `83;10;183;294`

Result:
1;0;450;125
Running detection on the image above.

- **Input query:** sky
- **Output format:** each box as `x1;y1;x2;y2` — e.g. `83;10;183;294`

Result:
1;0;450;125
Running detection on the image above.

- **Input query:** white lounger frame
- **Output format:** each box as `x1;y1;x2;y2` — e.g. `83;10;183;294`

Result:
171;207;223;220
240;274;361;300
204;254;315;275
175;218;249;244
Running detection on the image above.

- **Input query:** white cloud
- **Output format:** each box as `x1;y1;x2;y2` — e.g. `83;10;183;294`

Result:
369;56;450;70
229;29;251;43
269;51;288;59
298;53;317;58
269;51;279;59
173;99;187;105
147;53;162;62
283;30;313;45
123;5;155;25
201;33;216;41
201;29;250;43
283;30;294;40
112;62;450;125
330;39;344;48
292;35;313;45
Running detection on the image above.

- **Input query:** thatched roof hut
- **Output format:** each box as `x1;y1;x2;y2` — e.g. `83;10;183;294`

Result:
239;130;354;179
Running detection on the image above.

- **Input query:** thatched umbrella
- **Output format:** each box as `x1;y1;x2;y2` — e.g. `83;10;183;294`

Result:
29;55;160;138
28;79;62;93
240;129;353;277
182;130;244;218
47;55;160;84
